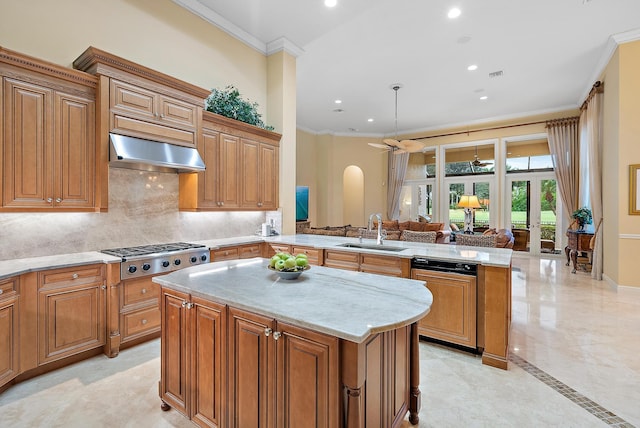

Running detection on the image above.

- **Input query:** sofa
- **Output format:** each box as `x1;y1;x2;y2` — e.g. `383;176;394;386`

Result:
302;220;451;244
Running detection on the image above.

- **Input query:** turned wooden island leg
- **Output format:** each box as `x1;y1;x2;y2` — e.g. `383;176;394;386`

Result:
409;322;421;424
341;340;365;428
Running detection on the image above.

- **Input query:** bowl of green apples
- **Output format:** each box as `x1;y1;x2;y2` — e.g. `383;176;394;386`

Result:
268;252;310;280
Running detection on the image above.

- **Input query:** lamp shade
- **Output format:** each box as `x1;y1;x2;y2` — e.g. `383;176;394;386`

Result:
457;195;482;209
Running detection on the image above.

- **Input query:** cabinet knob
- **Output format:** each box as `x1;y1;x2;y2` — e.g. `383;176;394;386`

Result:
141;288;147;294
257;202;263;207
273;331;282;341
181;301;193;309
220;202;224;206
47;198;53;203
72;273;79;279
264;328;273;337
0;289;3;295
101;285;106;290
141;319;148;325
56;198;62;203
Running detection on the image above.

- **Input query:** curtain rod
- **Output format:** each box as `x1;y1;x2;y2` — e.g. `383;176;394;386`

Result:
580;80;603;111
411;116;577;141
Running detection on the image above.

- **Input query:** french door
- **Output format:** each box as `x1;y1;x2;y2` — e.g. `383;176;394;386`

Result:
506;173;563;255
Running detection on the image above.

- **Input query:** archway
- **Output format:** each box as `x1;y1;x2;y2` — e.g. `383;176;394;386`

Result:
343;165;364;226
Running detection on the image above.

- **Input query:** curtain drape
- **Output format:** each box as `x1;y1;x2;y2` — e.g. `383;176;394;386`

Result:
582;92;604;280
387;151;409;220
546;117;580;222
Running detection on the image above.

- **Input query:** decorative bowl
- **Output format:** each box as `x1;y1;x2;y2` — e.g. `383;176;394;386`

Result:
268;265;310;280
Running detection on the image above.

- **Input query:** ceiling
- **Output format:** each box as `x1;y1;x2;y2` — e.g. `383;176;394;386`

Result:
174;0;640;137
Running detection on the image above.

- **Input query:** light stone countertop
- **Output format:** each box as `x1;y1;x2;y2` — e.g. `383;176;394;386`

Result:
0;233;512;281
0;252;121;281
152;257;433;343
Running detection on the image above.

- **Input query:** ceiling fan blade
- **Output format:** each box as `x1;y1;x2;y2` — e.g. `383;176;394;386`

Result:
383;138;402;147
399;140;425;153
393;149;408;154
368;142;390;149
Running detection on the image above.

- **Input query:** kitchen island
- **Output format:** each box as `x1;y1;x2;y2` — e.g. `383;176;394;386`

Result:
153;258;432;428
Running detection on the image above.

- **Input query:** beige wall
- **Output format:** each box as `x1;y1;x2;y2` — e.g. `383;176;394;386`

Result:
296;131;387;227
603;41;640;287
0;0;268;117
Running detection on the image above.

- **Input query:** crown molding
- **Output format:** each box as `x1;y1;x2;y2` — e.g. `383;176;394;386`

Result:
578;28;640;103
266;37;305;58
172;0;267;54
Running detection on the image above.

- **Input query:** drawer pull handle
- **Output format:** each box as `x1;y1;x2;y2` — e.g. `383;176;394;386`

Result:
264;328;272;337
141;319;148;325
141;288;147;294
72;273;79;279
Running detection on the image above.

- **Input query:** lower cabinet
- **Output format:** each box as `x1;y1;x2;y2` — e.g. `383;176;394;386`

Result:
160;288;227;427
119;276;161;345
160;288;340;428
211;243;262;261
37;265;106;365
324;250;410;277
0;276;19;388
290;245;324;266
411;268;476;349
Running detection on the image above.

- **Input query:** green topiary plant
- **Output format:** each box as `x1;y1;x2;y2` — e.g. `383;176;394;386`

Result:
571;207;592;230
205;85;274;131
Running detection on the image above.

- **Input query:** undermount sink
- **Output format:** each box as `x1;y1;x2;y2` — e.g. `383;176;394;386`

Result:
337;243;406;252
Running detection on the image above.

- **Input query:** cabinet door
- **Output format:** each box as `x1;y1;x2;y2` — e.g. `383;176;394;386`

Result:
219;133;241;208
275;321;339;428
54;90;95;208
259;143;278;210
158;95;197;129
291;246;323;266
241;138;260;209
3;77;53;208
197;128;220;209
0;296;19;388
110;79;156;119
228;307;275;428
190;296;226;428
38;265;106;365
411;269;476;348
160;288;190;416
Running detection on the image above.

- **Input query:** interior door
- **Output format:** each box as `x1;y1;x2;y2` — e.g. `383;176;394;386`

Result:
506;173;562;255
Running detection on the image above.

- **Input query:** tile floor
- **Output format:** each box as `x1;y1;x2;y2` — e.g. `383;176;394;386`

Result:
1;253;639;427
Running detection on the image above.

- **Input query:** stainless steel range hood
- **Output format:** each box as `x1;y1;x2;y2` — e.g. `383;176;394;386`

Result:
109;133;205;173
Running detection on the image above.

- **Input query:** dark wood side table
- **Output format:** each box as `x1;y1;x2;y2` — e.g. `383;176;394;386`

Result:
565;230;594;273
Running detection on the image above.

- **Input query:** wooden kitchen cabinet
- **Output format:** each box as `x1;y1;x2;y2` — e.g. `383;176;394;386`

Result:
37;264;106;365
360;253;410;278
160;288;227;428
119;276;161;345
228;307;339;428
323;249;360;271
1;47;97;212
211;243;262;261
290;245;324;265
262;243;292;258
179;111;281;212
0;276;19;388
411;268;476;349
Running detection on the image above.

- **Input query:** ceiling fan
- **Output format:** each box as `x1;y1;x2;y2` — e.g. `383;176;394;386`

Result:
470;146;493;168
368;85;425;155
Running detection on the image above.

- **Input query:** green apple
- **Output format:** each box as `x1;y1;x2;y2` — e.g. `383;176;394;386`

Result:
295;257;308;268
269;255;280;267
295;253;308;259
274;259;286;271
284;257;297;269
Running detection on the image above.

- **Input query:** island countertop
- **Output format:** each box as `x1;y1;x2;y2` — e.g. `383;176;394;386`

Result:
153;257;433;343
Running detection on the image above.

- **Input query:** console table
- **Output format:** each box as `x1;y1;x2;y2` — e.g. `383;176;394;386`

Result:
565;230;594;273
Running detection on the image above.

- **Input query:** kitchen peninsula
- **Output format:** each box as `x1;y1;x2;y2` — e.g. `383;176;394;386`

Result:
153;258;432;428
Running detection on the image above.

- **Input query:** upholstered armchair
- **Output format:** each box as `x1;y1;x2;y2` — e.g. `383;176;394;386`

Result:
455;234;498;248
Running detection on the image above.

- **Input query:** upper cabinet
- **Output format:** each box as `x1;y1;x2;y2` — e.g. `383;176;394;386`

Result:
179;111;281;212
1;47;98;212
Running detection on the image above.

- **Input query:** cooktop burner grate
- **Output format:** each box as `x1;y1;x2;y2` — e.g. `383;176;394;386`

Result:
101;242;206;258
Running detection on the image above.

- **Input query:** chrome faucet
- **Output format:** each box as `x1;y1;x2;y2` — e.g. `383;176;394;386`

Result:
368;213;384;245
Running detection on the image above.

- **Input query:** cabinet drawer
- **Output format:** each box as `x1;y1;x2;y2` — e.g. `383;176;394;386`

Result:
0;277;18;301
122;277;159;309
112;114;196;147
39;265;104;289
360;254;408;277
211;247;239;261
291;246;323;265
238;244;262;259
121;306;161;341
111;79;155;118
323;250;359;271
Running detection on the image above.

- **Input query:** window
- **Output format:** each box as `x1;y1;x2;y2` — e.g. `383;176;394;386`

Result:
445;143;495;176
505;138;553;172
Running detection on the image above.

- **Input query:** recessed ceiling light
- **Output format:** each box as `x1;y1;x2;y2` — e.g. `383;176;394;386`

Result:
334;99;342;104
467;64;478;71
325;0;337;7
480;96;488;100
448;7;461;19
367;118;374;122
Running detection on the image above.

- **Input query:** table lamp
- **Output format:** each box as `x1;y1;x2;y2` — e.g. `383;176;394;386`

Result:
457;195;481;234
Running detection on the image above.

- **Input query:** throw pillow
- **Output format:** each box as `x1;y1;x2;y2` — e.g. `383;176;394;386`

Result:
401;230;437;243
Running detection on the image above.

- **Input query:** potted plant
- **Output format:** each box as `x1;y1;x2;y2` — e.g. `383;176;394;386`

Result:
205;85;274;131
571;207;592;231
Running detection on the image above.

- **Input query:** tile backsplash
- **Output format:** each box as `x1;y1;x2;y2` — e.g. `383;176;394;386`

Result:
0;168;268;261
